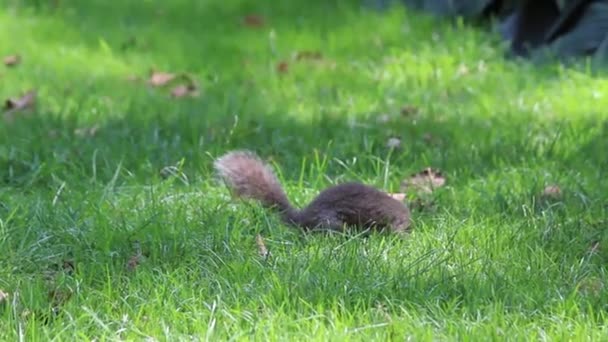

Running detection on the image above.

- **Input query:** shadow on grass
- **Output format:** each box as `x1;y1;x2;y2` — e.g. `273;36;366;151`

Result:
1;0;607;318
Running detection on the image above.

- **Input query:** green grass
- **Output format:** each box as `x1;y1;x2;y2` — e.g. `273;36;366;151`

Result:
1;0;608;340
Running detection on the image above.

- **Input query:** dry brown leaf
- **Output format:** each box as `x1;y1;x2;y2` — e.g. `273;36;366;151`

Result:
277;61;289;74
243;14;265;28
388;193;406;201
171;85;189;97
400;105;419;116
21;309;32;320
542;185;562;199
62;259;75;275
4;89;36;112
4;90;37;122
401;168;446;194
294;51;323;61
148;71;176;87
255;234;270;259
386;137;401;149
171;84;199;98
74;124;100;137
0;289;8;304
4;54;21;67
127;254;142;271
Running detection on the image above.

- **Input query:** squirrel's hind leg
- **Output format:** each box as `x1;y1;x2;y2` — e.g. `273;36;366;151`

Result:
307;211;344;233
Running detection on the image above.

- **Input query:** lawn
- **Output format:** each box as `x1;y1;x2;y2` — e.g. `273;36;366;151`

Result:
1;0;607;340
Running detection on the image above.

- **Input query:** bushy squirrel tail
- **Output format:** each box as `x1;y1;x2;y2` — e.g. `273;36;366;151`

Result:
214;150;295;214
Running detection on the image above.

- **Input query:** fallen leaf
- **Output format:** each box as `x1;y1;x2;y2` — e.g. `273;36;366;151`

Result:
171;85;189;97
243;14;265;28
400;105;419;116
148;71;176;87
375;302;393;322
255;234;270;259
578;277;604;297
589;240;600;254
4;54;21;67
456;63;469;76
74;124;100;137
294;51;323;61
386;137;401;149
4;89;36;112
277;61;289;74
21;309;32;320
541;185;562;199
401;168;446;194
126;254;141;271
0;290;8;304
4;90;37;121
388;193;406;201
421;133;442;147
171;84;199;98
62;259;75;275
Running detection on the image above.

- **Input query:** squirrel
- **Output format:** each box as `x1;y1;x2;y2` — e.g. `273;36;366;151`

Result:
214;150;411;234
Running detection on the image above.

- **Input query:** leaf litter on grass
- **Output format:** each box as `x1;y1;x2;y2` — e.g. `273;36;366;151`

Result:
294;51;323;61
148;70;176;87
277;50;336;75
401;168;446;194
400;104;419;117
146;70;200;98
3;54;21;67
541;185;562;200
256;234;271;259
242;14;265;28
400;168;446;212
170;84;199;98
276;61;289;74
0;289;8;305
74;124;100;138
3;89;36;122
